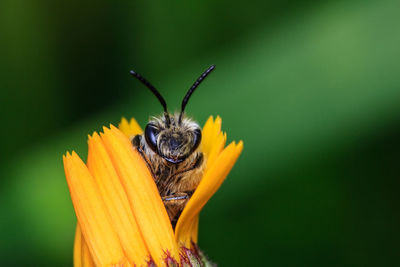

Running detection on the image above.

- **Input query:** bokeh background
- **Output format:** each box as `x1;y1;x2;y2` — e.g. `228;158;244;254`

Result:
1;0;400;266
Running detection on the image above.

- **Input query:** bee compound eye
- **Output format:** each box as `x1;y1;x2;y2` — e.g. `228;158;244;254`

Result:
192;128;202;152
144;124;159;153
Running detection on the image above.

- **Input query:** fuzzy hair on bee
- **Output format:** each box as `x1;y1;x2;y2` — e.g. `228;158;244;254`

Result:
130;65;216;228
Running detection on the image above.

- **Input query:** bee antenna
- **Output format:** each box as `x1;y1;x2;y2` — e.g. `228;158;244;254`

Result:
179;64;216;123
130;70;171;126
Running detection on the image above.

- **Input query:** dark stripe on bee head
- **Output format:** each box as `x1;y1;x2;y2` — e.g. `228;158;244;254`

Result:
130;70;171;126
179;65;216;124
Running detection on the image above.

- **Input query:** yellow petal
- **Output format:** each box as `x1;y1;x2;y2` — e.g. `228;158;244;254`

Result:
118;117;143;138
81;235;96;267
73;225;82;267
205;131;226;170
190;215;199;244
100;125;179;265
87;133;150;265
200;115;214;156
63;152;126;266
73;224;96;267
201;116;222;157
175;141;243;247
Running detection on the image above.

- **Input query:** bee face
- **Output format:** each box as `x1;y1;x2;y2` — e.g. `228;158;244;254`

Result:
144;114;202;164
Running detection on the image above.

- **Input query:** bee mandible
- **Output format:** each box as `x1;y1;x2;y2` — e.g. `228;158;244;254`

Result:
129;65;216;228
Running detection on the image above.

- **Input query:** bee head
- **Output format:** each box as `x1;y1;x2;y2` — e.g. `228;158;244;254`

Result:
145;114;201;164
130;64;215;164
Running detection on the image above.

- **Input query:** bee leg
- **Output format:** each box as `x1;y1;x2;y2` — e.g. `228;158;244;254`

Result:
169;152;204;180
191;152;204;169
163;193;189;202
132;135;156;177
162;193;189;229
131;134;141;147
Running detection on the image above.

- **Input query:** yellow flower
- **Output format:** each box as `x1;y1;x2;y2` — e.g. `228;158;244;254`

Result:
63;116;243;266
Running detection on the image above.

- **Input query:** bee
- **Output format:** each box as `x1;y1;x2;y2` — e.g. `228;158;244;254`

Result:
129;65;216;228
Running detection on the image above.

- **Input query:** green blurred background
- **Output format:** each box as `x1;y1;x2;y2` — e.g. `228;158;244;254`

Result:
1;0;400;266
